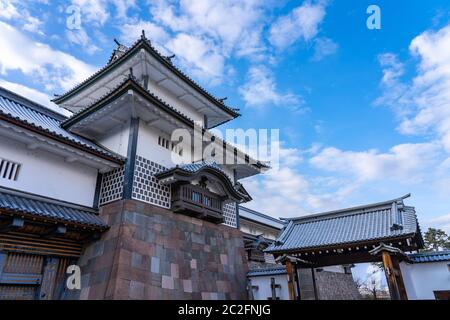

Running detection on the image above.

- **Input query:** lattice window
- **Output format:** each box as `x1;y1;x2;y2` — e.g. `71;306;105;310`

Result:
0;158;21;181
99;166;124;206
132;155;171;208
158;135;183;156
223;202;237;228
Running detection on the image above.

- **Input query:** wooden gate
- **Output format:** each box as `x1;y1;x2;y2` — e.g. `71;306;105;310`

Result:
0;252;71;300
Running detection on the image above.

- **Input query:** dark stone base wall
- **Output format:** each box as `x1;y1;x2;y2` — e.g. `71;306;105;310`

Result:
76;200;248;300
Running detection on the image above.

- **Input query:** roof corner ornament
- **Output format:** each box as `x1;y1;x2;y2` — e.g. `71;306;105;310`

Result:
218;97;227;104
164;54;175;63
110;38;128;63
141;29;146;40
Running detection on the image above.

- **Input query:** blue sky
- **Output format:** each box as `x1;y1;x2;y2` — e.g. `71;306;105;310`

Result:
0;0;450;241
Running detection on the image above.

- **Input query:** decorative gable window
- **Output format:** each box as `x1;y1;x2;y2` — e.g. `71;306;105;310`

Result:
158;136;183;156
0;158;21;181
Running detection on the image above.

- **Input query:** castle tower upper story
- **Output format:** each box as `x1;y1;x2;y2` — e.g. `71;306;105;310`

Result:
51;33;269;228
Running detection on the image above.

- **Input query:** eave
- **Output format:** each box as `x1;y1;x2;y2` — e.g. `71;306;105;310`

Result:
61;76;195;131
0;113;125;166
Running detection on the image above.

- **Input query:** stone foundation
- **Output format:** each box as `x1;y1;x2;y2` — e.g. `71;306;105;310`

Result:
76;199;248;300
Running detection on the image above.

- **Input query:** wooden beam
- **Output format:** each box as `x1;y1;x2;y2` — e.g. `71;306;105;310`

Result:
285;260;296;300
294;263;302;300
311;268;319;300
392;256;408;300
382;251;401;300
41;225;67;238
0;217;24;232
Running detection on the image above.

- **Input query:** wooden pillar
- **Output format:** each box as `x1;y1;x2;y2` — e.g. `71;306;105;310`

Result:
285;260;296;300
391;256;408;300
294;264;302;300
311;268;319;300
381;251;401;300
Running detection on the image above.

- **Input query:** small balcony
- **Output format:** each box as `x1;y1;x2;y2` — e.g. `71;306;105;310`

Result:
171;184;224;223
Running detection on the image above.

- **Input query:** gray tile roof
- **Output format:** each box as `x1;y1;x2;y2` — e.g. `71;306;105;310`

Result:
178;161;225;173
53;37;240;120
407;250;450;263
247;266;286;277
0;187;108;229
61;76;196;129
158;160;231;178
266;195;422;253
0;87;125;162
239;206;284;230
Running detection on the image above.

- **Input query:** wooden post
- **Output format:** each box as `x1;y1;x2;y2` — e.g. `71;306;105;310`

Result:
391;256;408;300
285;260;296;300
269;277;281;300
311;268;319;300
381;251;400;300
294;263;302;300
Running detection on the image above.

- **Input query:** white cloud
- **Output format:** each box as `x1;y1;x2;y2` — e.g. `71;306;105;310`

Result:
0;79;70;116
22;15;45;35
165;34;225;84
120;20;170;46
71;0;110;26
0;0;20;20
121;20;227;83
242;144;348;218
376;24;450;152
111;0;136;20
117;0;270;84
310;143;440;183
0;0;45;35
425;213;450;234
239;65;302;109
269;1;326;49
0;21;96;91
66;28;100;55
149;0;267;58
312;37;338;61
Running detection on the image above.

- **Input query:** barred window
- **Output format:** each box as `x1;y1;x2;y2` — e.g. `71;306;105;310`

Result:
158;135;183;156
0;158;21;181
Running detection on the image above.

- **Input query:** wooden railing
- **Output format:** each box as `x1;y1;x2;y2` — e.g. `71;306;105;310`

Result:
171;184;224;223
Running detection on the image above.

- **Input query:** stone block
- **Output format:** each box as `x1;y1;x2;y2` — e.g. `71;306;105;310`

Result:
162;275;174;290
130;281;145;299
150;256;160;274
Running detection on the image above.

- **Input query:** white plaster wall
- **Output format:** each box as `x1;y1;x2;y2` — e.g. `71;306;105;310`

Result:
0;136;98;207
96;124;130;157
147;79;204;124
137;120;192;168
249;274;290;300
400;261;450;300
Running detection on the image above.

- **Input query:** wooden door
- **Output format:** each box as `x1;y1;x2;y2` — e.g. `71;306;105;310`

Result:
0;252;71;300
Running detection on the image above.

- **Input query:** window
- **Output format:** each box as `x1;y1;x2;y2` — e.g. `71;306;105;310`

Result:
192;191;201;203
158;135;183;156
0;158;21;181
